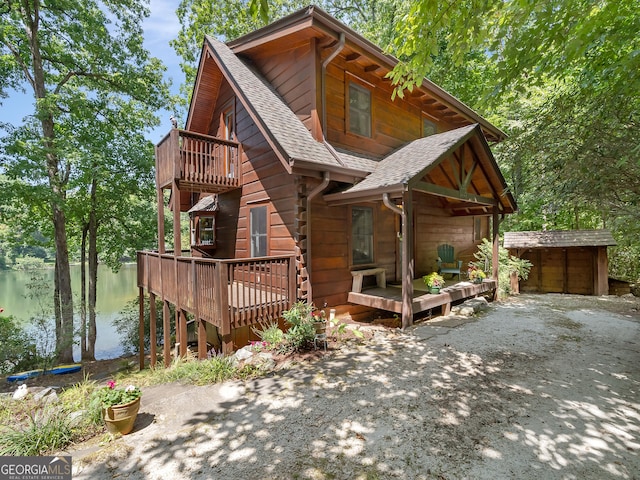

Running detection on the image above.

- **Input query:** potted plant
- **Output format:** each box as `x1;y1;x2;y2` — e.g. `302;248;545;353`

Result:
467;265;486;284
311;309;327;335
96;380;142;435
423;272;445;294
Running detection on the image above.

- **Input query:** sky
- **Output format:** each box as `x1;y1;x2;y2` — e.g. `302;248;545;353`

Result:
1;0;185;145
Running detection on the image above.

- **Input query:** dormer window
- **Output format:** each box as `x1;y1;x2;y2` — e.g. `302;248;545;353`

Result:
348;82;371;137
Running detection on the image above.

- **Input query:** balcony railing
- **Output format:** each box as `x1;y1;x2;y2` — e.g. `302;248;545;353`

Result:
155;129;241;192
137;251;296;351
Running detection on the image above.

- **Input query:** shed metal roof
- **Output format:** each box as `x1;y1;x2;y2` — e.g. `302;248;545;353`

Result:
504;230;617;248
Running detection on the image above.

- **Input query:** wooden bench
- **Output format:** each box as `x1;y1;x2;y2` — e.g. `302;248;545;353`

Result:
351;268;386;293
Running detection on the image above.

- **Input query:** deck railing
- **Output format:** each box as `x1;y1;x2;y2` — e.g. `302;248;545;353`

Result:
137;251;296;336
155;129;241;192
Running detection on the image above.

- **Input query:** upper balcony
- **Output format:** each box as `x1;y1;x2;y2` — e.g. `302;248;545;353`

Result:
155;129;241;194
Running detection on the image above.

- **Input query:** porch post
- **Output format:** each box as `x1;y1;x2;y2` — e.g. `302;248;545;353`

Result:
492;208;500;300
401;190;414;329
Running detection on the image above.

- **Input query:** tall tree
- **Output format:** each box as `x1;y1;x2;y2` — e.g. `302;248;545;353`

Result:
1;0;168;361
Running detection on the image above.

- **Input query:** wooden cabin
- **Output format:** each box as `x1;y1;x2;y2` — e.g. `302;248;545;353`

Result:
504;230;616;295
137;6;517;365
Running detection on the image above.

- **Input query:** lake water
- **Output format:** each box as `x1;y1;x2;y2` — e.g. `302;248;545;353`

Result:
0;264;138;360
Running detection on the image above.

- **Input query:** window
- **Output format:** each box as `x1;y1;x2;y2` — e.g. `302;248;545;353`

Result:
474;217;482;242
348;82;371;137
250;206;268;257
422;118;437;137
352;206;374;265
223;106;235;178
200;217;215;245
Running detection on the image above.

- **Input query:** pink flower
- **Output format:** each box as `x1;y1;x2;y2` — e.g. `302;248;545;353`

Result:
107;380;116;389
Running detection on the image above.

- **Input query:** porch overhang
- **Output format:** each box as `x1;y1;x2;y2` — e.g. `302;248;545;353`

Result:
323;124;517;215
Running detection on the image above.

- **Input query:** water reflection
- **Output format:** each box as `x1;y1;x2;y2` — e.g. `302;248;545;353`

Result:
0;264;138;360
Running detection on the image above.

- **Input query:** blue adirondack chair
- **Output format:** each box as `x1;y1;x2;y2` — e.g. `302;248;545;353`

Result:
437;244;463;280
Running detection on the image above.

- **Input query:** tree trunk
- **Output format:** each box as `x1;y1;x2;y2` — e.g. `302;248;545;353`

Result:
54;259;62;343
87;177;99;360
80;224;88;359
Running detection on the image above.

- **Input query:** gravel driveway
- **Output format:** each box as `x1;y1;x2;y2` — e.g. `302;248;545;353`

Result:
71;294;640;479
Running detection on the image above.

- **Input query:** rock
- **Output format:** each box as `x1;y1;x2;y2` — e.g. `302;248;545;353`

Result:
33;387;59;404
243;352;275;371
234;346;254;362
449;297;490;317
458;306;476;317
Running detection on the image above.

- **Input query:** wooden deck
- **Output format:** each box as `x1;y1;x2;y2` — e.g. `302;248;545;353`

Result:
137;251;296;364
348;279;497;316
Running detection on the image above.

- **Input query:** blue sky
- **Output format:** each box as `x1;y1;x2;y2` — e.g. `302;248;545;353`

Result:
1;0;185;145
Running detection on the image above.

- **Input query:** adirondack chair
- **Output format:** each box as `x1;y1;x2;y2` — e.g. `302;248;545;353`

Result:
437;244;463;280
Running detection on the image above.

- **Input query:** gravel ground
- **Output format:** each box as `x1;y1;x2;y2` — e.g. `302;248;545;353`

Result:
70;294;640;479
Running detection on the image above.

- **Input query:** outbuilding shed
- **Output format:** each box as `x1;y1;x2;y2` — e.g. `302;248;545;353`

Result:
504;230;616;296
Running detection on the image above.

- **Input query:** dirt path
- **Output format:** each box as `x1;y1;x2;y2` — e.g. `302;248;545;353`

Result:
69;294;640;479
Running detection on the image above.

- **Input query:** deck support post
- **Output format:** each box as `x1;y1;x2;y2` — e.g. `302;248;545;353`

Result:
401;190;414;329
163;300;171;367
492;208;500;300
149;292;157;368
178;309;188;357
138;287;145;370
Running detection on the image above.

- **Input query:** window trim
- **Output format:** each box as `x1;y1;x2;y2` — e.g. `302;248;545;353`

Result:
350;205;375;266
249;205;269;258
347;79;372;138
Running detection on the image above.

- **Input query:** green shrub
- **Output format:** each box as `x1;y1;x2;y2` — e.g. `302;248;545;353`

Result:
471;238;532;298
251;320;284;348
280;301;318;352
0;315;38;374
113;296;175;355
0;408;74;456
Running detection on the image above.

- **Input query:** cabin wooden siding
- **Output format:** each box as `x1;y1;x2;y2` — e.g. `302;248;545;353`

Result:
208;80;298;261
309;198;396;306
251;42;316;132
414;200;489;276
323;55;457;158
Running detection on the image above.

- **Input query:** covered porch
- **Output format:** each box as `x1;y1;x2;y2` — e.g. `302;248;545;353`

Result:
324;124;517;328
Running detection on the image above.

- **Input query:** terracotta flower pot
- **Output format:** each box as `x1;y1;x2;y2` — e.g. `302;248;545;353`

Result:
103;397;140;435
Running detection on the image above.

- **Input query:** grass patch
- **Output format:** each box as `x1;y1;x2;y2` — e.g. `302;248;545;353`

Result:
0;354;266;456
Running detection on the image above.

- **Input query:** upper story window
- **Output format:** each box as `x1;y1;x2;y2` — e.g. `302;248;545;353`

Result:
223;104;236;178
422;117;437;137
352;206;374;265
348;82;371;137
250;206;268;257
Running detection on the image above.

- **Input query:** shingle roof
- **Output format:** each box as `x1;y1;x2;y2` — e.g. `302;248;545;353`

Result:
188;195;218;213
340;125;477;194
205;36;340;169
504;230;617;248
